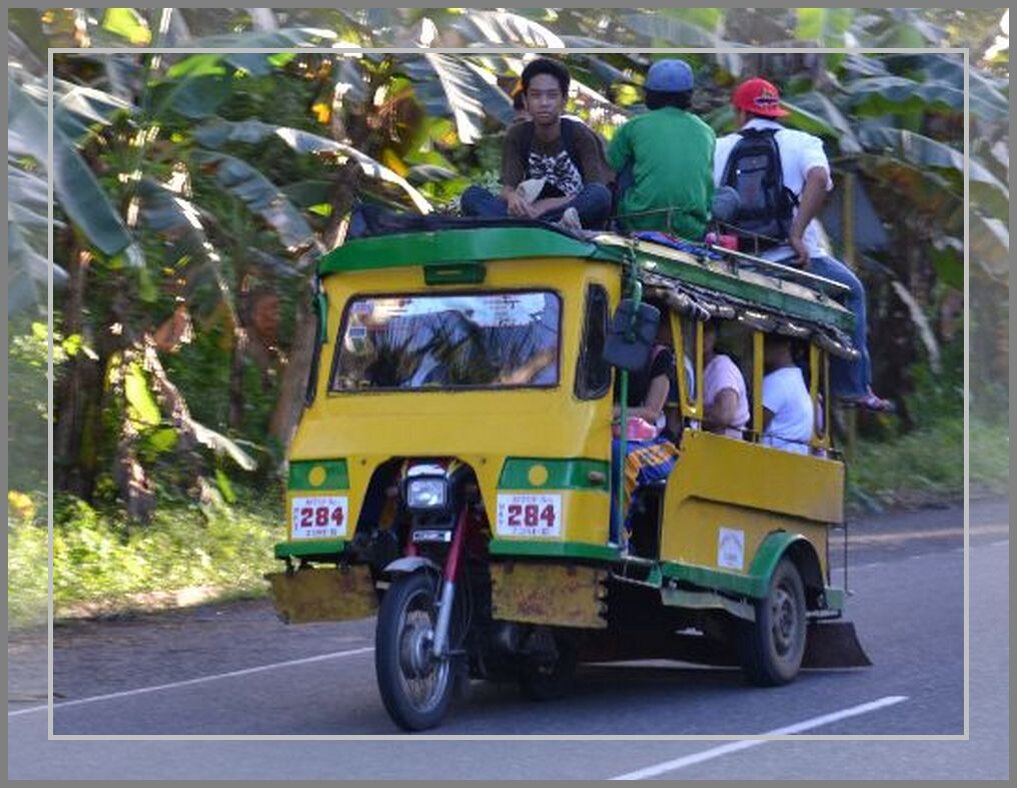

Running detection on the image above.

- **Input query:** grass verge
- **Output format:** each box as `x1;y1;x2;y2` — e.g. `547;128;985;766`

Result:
847;416;1008;513
8;487;284;629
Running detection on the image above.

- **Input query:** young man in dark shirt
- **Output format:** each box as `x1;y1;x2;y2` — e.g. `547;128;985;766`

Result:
460;58;613;230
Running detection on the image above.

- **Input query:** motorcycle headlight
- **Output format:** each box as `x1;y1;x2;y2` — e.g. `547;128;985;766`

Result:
405;478;447;511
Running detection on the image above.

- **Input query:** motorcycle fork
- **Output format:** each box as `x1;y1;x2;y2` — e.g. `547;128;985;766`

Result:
431;507;469;659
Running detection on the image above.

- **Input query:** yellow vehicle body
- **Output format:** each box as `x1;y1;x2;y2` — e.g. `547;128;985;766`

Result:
271;225;858;646
288;258;620;551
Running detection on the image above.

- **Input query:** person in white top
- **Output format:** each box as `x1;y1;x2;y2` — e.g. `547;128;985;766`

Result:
761;335;814;455
701;320;749;439
713;77;893;413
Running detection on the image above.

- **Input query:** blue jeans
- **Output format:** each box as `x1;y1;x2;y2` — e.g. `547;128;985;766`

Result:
808;255;871;397
460;183;612;229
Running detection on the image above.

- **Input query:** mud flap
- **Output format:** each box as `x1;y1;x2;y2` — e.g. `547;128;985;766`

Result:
802;621;872;669
490;563;608;630
265;565;378;624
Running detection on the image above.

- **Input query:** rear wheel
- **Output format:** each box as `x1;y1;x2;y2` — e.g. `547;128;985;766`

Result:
375;572;455;731
739;557;807;686
519;633;578;701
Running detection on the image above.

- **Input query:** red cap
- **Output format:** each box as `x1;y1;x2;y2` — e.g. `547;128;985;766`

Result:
732;77;789;118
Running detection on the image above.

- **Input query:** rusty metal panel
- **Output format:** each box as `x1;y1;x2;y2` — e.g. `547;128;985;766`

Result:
490;562;607;629
266;565;377;624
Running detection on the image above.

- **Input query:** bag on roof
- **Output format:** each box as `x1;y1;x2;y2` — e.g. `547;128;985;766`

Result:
720;129;799;251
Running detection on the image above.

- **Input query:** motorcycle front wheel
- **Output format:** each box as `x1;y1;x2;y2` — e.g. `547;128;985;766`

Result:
375;571;455;731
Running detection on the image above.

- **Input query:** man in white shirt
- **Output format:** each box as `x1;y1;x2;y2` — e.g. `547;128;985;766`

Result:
761;335;814;455
713;77;893;413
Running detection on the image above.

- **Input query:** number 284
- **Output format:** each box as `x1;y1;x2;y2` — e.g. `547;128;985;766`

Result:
506;504;556;527
300;507;343;528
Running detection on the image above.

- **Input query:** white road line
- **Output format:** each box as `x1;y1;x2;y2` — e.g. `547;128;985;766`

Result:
609;695;908;780
7;646;374;718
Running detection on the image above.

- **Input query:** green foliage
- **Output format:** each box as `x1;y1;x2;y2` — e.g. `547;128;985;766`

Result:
7;321;65;494
100;8;151;46
847;417;1006;514
8;485;285;627
6;10;1008;558
846;339;1006;512
8;517;50;626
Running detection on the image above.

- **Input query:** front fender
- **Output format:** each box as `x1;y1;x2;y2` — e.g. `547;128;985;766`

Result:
383;556;442;576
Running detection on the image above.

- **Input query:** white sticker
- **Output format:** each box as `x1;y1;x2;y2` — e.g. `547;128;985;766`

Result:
717;527;745;570
495;494;562;538
290;496;349;540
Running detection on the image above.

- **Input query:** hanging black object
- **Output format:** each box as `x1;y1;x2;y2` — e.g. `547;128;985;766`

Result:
603;299;660;372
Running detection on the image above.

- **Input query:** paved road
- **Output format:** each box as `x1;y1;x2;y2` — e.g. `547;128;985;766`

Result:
7;497;1008;779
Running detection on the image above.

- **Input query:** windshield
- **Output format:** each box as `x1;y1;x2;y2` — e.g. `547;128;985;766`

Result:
330;291;561;391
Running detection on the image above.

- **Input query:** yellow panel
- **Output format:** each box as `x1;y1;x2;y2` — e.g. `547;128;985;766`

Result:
492;489;611;545
660;498;829;576
660;430;842;571
490;562;607;629
266;565;377;624
288;259;620;547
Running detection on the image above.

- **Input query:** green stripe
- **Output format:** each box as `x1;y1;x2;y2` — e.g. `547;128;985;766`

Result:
660;561;768;598
318;227;613;275
498;458;610;491
288;459;349;491
488;539;619;561
275;539;346;559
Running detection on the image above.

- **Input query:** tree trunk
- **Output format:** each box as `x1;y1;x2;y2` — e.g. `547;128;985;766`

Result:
110;341;157;523
53;243;101;500
266;160;363;460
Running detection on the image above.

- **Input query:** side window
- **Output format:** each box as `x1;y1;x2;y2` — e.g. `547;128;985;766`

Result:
575;284;611;399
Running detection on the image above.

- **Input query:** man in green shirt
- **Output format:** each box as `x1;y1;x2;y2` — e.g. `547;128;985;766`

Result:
607;59;716;240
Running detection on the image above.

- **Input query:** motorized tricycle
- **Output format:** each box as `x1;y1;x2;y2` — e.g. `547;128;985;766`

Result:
267;221;870;731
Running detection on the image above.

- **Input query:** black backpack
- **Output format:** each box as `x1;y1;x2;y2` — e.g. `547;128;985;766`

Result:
720;129;799;250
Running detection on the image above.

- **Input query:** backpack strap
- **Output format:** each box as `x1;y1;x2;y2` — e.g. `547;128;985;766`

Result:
560;118;584;180
520;121;536;180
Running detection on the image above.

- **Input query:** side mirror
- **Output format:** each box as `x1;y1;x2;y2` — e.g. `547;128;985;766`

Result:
602;299;660;372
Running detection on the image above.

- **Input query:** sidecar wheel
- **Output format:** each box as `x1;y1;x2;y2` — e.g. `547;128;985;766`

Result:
738;557;807;686
375;572;455;731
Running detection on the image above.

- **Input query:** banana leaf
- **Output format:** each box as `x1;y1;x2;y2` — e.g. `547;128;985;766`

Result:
191;151;317;252
8;78;134;258
856;124;1009;219
194;118;433;213
450;10;565;48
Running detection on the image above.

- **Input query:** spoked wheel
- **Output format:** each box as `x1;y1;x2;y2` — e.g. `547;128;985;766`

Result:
739;557;807;686
519;632;578;701
375;572;455;731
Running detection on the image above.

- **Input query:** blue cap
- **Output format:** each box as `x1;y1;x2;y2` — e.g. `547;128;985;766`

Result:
645;59;694;92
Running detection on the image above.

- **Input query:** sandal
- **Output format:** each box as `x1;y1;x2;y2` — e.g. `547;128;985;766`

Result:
839;390;896;413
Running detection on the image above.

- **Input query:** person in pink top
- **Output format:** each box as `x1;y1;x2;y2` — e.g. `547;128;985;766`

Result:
701;320;750;439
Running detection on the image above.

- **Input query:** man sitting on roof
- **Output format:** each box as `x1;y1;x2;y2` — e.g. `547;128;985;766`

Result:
607;59;716;240
459;58;613;231
714;77;893;412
